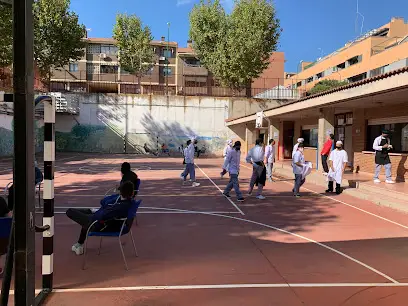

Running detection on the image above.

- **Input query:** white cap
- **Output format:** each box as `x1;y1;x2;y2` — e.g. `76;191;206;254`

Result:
297;138;304;143
227;139;233;145
190;136;197;142
336;140;343;146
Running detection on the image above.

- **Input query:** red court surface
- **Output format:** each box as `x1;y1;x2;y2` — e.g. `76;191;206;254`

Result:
1;153;408;305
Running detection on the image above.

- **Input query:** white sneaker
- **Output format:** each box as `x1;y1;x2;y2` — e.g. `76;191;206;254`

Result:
374;179;381;183
256;195;266;200
180;174;184;180
71;243;84;255
192;182;200;187
323;172;328;176
385;180;395;184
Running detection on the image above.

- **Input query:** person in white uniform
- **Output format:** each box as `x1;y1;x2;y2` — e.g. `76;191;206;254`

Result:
246;138;266;200
326;141;348;195
180;138;200;187
292;138;304;158
292;143;305;197
222;141;244;202
264;139;275;182
220;139;233;178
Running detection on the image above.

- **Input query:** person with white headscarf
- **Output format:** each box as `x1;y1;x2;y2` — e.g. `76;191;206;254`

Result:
246;138;266;200
264;139;275;182
326;141;348;195
292;138;304;158
220;139;233;178
180;137;200;187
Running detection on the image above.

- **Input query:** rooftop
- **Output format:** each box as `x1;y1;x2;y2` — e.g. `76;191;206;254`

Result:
85;37;178;47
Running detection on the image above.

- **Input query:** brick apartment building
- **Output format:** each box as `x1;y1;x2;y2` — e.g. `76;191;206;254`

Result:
50;37;285;97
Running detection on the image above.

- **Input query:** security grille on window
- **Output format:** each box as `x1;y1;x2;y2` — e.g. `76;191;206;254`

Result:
101;45;118;55
69;63;78;72
163;67;172;76
87;44;101;54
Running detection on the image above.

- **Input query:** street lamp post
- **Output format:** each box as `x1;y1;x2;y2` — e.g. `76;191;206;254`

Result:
166;22;170;96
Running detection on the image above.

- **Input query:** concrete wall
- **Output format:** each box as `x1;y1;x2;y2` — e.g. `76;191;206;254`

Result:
53;94;238;155
0;113;44;156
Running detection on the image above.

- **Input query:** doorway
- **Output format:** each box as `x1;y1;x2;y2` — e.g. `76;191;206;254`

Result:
283;121;294;159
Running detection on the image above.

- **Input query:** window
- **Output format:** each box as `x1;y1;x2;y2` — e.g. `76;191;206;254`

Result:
69;63;78;72
370;65;388;77
162;49;172;58
163;67;172;76
101;45;118;55
296;81;302;88
316;72;324;79
86;63;99;74
347;55;362;66
100;65;118;74
87;44;101;54
348;72;367;83
185;57;201;66
301;128;318;147
306;76;314;83
367;122;408;153
336;62;346;70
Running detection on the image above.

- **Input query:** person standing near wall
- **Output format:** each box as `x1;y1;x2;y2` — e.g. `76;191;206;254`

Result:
246;138;266;200
180;138;200;187
220;139;233;178
373;129;395;184
321;134;335;175
292;143;306;198
265;139;275;182
326;141;348;194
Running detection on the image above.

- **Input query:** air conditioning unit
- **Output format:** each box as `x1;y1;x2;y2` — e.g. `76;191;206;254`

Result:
99;53;107;59
159;56;166;61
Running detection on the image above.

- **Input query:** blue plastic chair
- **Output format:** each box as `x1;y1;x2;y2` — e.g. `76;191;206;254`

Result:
82;199;142;270
0;218;12;239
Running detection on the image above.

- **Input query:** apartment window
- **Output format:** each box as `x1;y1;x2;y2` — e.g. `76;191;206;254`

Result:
306;76;314;83
348;72;367;83
185;58;201;66
87;44;101;54
69;63;78;72
367;121;408;153
370;65;388;77
316;72;324;79
185;81;207;87
163;67;172;76
296;81;302;88
86;63;99;74
100;65;118;74
101;45;118;55
336;62;346;70
162;48;172;58
347;55;362;66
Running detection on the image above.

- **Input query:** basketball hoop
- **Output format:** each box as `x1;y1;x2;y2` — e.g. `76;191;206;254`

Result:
255;111;268;129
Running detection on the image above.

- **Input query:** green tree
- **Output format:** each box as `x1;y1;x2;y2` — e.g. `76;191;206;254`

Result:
33;0;86;88
189;0;280;91
0;3;12;69
113;14;155;92
308;79;349;95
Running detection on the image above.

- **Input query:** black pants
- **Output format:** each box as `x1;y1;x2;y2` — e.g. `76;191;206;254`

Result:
321;155;329;173
66;208;93;244
328;181;341;194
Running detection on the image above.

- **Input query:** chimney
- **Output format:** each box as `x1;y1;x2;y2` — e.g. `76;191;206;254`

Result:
161;36;166;42
187;40;193;48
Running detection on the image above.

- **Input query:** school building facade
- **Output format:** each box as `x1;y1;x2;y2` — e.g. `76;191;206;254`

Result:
226;66;408;181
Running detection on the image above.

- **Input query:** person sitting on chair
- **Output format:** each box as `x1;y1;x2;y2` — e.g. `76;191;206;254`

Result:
118;162;139;195
66;181;135;256
0;197;12;275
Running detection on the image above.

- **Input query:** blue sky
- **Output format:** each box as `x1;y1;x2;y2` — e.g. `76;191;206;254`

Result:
70;0;408;72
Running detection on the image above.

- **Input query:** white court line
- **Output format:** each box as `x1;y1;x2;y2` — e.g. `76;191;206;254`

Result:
241;163;408;231
196;164;245;216
48;211;243;215
5;283;408;295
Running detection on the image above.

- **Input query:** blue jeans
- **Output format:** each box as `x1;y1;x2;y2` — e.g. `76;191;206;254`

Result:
223;174;242;198
374;163;392;180
293;174;305;195
181;163;196;181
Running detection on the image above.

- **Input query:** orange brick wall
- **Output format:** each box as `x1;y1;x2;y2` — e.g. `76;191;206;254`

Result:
304;147;318;168
354;152;408;181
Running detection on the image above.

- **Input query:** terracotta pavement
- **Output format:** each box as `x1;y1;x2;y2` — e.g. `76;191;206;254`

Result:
1;153;408;306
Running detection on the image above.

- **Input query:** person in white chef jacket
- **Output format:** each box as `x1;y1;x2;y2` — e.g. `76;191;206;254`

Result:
326;141;348;195
220;139;233;178
292;138;304;158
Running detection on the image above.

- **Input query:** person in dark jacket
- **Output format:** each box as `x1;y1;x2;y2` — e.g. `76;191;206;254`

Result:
119;162;139;194
66;181;135;255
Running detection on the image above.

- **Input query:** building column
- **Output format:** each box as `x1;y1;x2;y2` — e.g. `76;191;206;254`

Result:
269;120;280;160
318;108;335;171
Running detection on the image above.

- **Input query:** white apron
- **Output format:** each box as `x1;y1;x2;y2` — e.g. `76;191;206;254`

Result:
327;150;348;185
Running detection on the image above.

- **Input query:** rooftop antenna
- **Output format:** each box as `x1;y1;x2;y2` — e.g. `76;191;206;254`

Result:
355;0;365;36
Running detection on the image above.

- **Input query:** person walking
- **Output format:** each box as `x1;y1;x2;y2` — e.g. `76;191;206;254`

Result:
292;143;306;197
373;129;395;184
321;134;335;175
292;138;304;158
246;138;266;200
220;139;233;178
222;141;244;202
326;141;348;194
180;138;200;187
265;139;275;182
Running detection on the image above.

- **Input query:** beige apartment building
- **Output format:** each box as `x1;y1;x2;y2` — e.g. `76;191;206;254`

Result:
285;17;408;94
51;37;178;94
